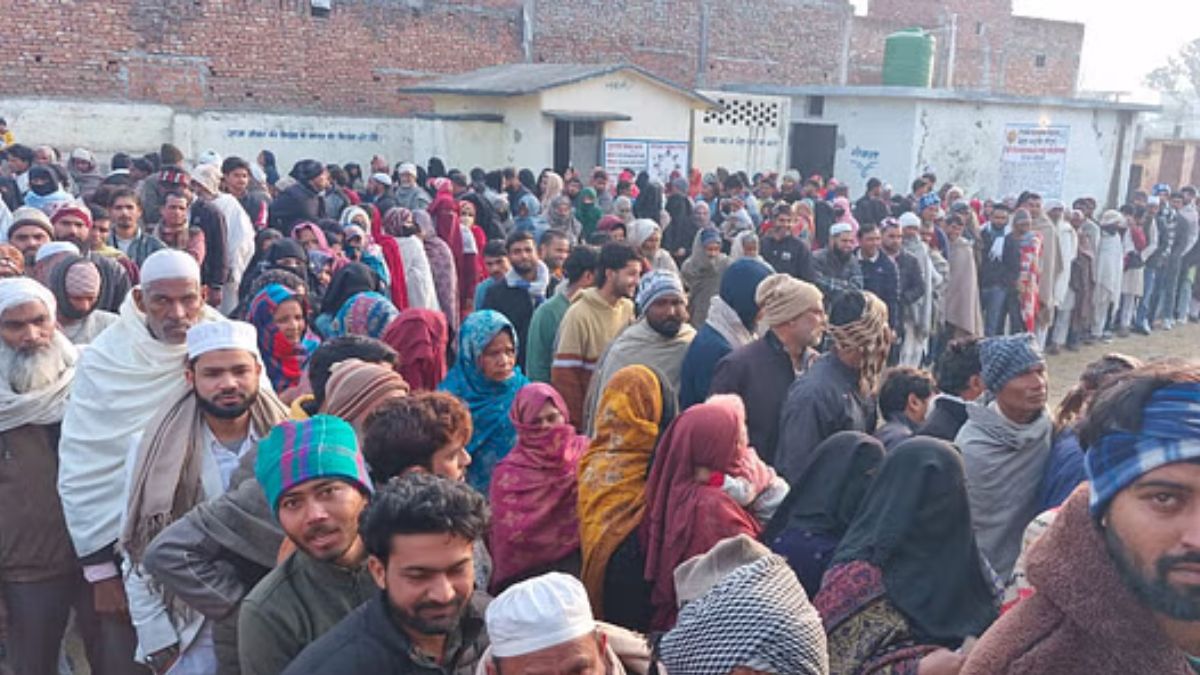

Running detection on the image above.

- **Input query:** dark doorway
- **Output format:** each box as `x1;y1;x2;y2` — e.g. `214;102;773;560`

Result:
553;121;602;175
1127;164;1144;204
790;123;837;180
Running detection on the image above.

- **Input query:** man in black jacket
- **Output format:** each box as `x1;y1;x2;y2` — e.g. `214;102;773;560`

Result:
918;337;984;442
977;203;1022;336
761;202;814;282
282;474;490;675
880;218;926;364
482;231;550;369
268;159;327;233
854;177;891;227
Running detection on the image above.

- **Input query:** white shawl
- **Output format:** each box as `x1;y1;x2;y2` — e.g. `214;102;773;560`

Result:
0;331;78;432
57;294;222;557
396;235;440;310
211;193;255;315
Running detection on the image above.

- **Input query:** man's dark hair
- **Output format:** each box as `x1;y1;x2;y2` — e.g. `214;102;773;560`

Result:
596;241;641;288
921;172;937;185
858;222;878;238
327;165;348;187
6;144;33;165
1017;191;1042;206
592;168;608;181
362;473;490;563
878;367;937;417
866;177;882;192
1171;192;1185;201
934;337;981;397
538;228;569;248
109;187;141;208
724;175;743;192
111;152;131;170
945;213;964;228
361;392;473;484
501;167;517;181
1182;185;1197;197
483;239;508;259
131;157;154;175
563;245;598;285
162;189;190;205
505;230;535;251
221;156;251;176
991;202;1011;213
89;204;109;222
449;172;469;189
911;178;926;193
805;178;822;190
306;336;398;412
1078;359;1200;450
772;201;792;218
829;289;866;327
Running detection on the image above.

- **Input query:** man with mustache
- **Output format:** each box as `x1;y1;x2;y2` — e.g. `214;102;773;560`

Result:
58;249;220;674
118;320;287;673
282;473;490;675
237;415;377;675
965;361;1200;674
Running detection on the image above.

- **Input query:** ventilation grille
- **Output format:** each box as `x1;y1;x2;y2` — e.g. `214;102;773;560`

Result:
703;97;781;128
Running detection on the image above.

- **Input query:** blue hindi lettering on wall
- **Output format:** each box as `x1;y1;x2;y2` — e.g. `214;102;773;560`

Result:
850;146;881;179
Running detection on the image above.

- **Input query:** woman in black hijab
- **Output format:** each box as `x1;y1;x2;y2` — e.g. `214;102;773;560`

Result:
661;192;697;267
763;431;885;595
518;168;537;196
813;437;998;673
318;262;381;319
632;179;663;221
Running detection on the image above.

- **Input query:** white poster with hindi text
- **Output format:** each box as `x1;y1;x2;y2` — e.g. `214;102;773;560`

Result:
999;123;1070;200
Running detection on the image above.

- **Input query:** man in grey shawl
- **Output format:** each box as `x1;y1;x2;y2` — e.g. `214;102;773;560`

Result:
954;333;1053;580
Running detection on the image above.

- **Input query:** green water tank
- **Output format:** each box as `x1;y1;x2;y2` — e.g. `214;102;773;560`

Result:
883;28;935;87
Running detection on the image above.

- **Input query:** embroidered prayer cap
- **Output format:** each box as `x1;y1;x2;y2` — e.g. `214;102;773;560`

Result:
898;211;921;229
34;241;79;264
186;320;259;361
1086;382;1200;517
370;172;393;187
140;249;201;285
755;273;822;329
397;162;418;177
0;277;55;317
255;414;373;517
636;269;685;312
829;222;853;237
980;333;1045;393
486;572;596;659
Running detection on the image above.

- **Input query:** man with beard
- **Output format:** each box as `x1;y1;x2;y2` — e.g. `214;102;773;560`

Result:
896;212;938;367
118;320;288;673
47;254;119;345
57;250;220;668
393;163;431;212
0;279;103;675
238;415;377;675
481;231;550;370
50;200;133;313
711;274;825;465
811;222;864;306
552;241;641;428
581;269;694;433
282;474;490;675
964;361;1200;674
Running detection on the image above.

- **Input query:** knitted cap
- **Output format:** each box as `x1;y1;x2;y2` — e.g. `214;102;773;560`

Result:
255;415;373;517
980;333;1045;393
755;274;823;328
636;269;685;312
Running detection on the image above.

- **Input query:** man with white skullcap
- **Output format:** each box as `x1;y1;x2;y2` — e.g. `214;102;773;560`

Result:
57;248;224;670
282;473;491;675
811;220;864;306
393;161;432;212
118;320;288;673
0;278;102;674
581;268;695;434
482;572;652;674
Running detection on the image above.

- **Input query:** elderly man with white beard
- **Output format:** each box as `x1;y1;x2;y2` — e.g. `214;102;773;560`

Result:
57;249;223;673
0;279;101;674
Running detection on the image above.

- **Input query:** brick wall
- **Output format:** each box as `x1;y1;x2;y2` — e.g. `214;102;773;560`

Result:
0;0;1081;117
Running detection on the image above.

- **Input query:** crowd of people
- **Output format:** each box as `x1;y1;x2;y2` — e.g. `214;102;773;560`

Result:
1;131;1200;675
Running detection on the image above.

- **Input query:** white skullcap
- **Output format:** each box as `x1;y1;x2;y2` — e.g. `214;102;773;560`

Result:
0;277;55;318
186;320;259;361
1148;196;1161;206
398;162;417;176
829;222;853;237
191;164;222;194
140;249;201;286
196;149;222;167
898;212;922;228
370;172;393;186
34;241;80;264
486;572;596;659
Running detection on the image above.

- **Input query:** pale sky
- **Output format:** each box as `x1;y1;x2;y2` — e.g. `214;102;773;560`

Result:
850;0;1200;101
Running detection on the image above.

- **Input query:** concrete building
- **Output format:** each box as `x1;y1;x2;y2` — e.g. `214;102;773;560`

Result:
725;85;1156;207
1131;92;1200;193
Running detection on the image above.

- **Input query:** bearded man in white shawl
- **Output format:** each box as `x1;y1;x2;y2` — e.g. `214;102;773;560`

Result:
0;278;108;674
57;249;222;663
897;212;937;367
118;320;288;673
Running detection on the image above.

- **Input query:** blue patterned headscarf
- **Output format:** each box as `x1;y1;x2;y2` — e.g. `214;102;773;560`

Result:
1086;383;1200;517
439;310;530;493
248;284;321;393
328;291;399;339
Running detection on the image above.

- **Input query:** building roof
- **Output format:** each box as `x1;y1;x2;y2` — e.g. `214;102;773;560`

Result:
720;84;1160;113
401;63;719;107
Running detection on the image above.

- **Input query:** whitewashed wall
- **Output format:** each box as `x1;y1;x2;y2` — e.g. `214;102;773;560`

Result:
692;91;790;176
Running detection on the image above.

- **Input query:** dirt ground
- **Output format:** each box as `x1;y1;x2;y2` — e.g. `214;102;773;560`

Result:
1045;321;1200;408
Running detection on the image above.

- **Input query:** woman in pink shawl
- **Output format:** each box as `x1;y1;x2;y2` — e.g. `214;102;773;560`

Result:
833;195;860;235
487;383;589;594
428;178;472;315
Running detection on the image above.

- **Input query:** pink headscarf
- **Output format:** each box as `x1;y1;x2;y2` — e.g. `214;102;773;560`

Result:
487;383;588;593
833;196;860;234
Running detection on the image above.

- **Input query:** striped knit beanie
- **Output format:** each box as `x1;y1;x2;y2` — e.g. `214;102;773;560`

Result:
980;333;1044;393
255;415;374;517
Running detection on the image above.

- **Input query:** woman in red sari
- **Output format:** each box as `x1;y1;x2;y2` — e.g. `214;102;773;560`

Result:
639;401;761;631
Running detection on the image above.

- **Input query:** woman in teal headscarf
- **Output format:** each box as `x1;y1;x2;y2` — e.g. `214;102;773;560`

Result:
439;310;530;493
577;188;604;241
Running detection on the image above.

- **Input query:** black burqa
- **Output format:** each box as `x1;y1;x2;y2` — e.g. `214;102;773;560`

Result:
831;437;998;646
632;180;663;220
662;193;697;265
319;262;381;317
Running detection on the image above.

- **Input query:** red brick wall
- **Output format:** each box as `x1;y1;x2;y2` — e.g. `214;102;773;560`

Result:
1001;16;1083;97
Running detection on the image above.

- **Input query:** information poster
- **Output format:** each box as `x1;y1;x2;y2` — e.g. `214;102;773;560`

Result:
998;123;1070;200
604;139;689;183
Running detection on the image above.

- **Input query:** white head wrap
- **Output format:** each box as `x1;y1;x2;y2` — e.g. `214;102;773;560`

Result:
486;572;596;659
186;320;259;361
139;249;201;286
0;277;56;317
34;241;80;264
898;212;921;229
627;218;662;247
829;222;853;237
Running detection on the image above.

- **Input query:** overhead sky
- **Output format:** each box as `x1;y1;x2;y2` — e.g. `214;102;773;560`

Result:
850;0;1200;101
